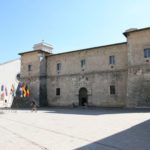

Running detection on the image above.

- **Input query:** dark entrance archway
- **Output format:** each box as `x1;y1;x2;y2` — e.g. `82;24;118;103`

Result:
79;87;88;106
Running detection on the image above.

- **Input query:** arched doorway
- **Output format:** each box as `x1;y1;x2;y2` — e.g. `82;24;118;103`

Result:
79;87;88;106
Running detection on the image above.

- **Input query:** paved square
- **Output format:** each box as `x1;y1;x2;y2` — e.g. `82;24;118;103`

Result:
0;108;150;150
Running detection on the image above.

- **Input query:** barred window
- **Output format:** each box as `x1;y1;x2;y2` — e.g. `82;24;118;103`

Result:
57;63;61;71
81;59;86;68
109;56;115;64
110;85;116;95
144;48;150;58
56;88;60;96
28;64;32;71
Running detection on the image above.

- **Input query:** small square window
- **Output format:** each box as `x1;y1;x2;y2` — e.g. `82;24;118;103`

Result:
56;88;60;96
109;56;115;64
110;85;116;95
28;64;32;71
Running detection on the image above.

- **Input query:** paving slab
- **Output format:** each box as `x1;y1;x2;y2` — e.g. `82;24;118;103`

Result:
0;108;149;150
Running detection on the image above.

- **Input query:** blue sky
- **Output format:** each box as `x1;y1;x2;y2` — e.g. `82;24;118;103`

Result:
0;0;150;63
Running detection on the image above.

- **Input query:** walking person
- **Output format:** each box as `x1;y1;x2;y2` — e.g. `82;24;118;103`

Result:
31;100;37;112
4;99;7;108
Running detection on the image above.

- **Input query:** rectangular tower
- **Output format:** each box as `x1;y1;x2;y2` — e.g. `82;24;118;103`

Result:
19;42;52;106
124;28;150;107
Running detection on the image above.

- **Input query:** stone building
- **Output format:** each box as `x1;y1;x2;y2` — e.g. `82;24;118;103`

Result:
3;27;150;108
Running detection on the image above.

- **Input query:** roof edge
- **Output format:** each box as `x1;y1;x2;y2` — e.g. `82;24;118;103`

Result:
0;58;20;65
19;49;51;55
49;42;127;57
123;27;150;37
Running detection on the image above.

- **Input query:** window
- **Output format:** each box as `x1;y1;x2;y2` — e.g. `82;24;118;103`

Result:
110;85;116;95
144;48;150;58
57;63;61;71
81;59;86;68
28;64;32;71
56;88;60;96
109;56;115;64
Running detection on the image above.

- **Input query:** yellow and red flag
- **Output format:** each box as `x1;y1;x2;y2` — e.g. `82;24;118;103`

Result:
26;85;30;97
22;83;26;97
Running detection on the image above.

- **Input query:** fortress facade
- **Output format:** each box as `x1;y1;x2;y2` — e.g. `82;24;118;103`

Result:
1;27;150;108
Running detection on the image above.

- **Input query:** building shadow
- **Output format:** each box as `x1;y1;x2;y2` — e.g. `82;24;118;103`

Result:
43;107;150;116
75;119;150;150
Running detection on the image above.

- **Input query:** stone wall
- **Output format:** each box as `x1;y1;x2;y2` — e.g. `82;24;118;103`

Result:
20;50;49;107
47;43;127;107
18;28;150;108
21;52;41;77
127;29;150;107
47;70;127;107
20;51;41;106
47;43;127;76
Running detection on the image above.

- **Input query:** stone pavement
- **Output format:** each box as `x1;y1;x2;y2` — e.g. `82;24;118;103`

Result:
0;108;150;150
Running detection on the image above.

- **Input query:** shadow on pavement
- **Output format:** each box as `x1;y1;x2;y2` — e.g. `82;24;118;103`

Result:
3;107;150;116
75;119;150;150
43;107;150;116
